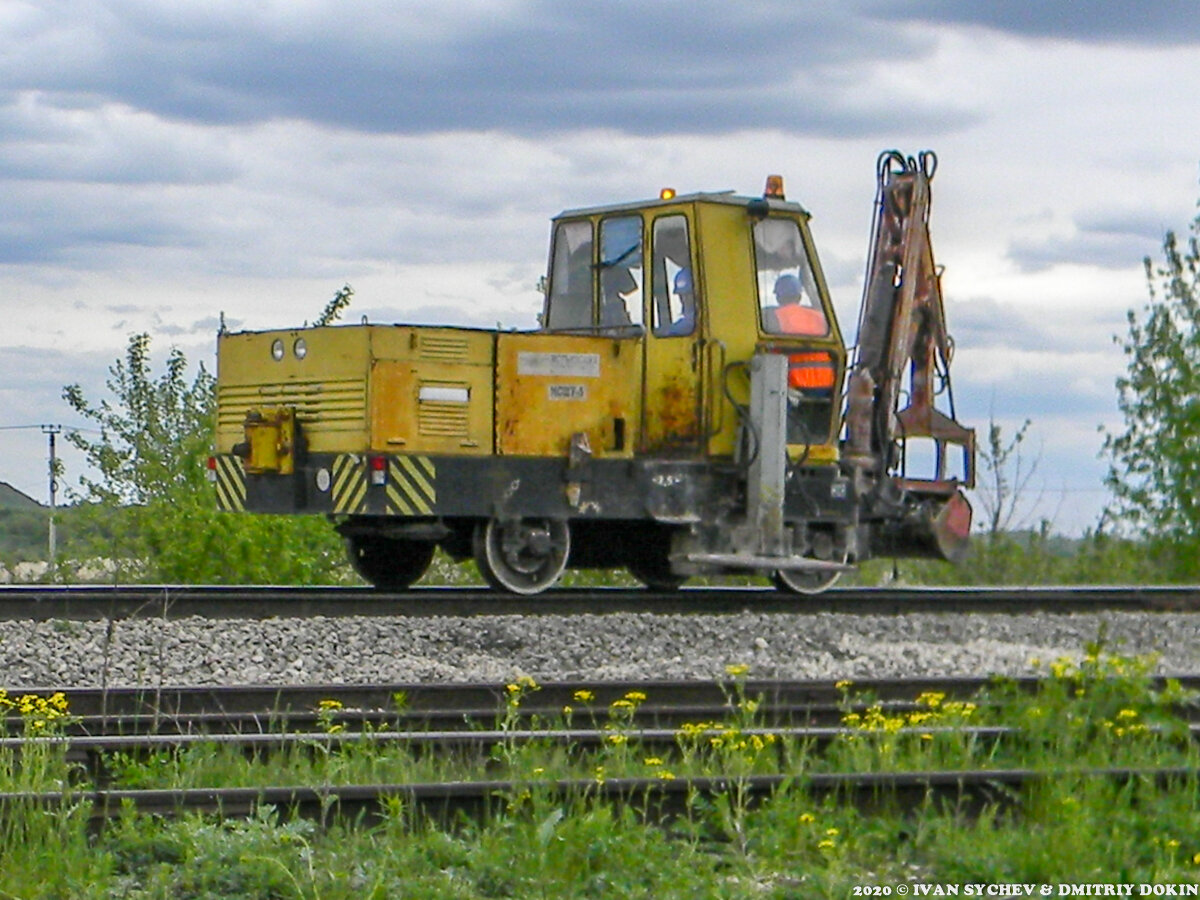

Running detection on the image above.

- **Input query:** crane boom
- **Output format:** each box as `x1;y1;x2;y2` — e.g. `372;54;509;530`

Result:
844;150;975;560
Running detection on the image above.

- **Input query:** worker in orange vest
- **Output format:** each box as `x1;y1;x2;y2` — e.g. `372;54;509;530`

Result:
771;274;826;335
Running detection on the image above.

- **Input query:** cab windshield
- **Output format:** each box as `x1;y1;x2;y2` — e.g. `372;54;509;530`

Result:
755;218;828;337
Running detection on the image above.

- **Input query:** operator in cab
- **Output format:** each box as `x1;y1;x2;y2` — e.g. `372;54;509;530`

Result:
764;274;826;335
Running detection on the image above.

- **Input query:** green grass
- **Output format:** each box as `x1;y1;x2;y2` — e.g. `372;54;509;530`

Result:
4;650;1200;897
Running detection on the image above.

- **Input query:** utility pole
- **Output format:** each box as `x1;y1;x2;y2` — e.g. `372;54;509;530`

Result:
41;424;61;579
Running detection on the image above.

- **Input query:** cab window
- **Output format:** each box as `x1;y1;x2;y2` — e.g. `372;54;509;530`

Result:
598;216;643;330
754;218;828;337
650;215;693;337
546;220;593;330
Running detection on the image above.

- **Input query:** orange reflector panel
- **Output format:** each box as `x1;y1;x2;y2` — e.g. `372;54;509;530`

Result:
788;351;835;389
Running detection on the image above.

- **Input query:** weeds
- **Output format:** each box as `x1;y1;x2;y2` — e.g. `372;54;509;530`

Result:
4;649;1200;896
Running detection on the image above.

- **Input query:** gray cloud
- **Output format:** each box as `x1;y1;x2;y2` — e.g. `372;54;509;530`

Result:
1007;208;1172;273
954;367;1116;422
0;2;973;138
951;297;1126;355
868;1;1200;44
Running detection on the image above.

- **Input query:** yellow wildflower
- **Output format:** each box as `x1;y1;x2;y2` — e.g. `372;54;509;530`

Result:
724;663;750;678
817;839;835;851
317;698;343;711
655;769;676;780
607;733;628;745
643;757;664;766
624;691;647;702
573;689;595;703
834;680;852;690
799;813;815;824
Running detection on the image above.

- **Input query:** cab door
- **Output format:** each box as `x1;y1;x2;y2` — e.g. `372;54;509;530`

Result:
640;213;704;454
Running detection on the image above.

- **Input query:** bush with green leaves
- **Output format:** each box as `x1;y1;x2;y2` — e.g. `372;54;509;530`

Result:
1103;187;1200;579
61;332;349;585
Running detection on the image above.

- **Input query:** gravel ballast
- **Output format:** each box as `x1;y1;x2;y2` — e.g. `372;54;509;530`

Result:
1;611;1197;687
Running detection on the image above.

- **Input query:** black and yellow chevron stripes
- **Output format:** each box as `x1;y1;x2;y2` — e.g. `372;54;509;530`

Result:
213;455;246;512
387;455;436;516
331;454;368;514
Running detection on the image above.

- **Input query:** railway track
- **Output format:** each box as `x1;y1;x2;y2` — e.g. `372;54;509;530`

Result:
2;583;1200;620
3;674;1198;828
3;676;1015;729
8;767;1192;829
11;674;1200;735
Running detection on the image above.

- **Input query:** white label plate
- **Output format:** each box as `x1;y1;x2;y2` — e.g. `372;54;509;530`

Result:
517;352;600;378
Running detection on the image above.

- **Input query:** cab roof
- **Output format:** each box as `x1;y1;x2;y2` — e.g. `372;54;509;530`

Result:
554;190;811;221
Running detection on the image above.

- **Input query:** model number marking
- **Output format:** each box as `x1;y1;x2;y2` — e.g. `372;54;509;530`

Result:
548;384;587;401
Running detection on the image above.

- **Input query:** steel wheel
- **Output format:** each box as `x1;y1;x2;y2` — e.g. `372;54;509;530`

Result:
346;537;435;589
473;517;570;595
771;566;842;595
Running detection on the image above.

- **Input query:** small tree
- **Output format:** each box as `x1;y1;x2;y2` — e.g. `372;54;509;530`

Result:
63;333;212;506
314;284;354;327
1102;184;1200;575
975;416;1039;537
62;333;348;584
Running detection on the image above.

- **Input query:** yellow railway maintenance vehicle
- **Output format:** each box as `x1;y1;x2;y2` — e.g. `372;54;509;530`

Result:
211;150;975;594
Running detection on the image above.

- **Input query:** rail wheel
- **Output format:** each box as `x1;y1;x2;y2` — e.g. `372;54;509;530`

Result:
346;536;435;589
473;517;570;595
771;552;847;595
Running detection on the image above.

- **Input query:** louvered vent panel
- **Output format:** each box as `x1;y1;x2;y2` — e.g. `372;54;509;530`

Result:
217;379;366;430
418;402;470;436
417;334;471;362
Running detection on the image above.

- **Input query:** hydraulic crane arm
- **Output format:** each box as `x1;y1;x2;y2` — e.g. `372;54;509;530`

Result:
844;150;976;559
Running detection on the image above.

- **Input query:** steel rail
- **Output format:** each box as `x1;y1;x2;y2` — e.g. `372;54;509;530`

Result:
0;676;1104;730
3;766;1194;828
8;720;1199;792
0;723;1016;757
1;584;1199;621
13;675;1200;737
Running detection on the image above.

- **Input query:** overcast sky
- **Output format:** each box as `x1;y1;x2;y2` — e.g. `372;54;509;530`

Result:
2;1;1198;536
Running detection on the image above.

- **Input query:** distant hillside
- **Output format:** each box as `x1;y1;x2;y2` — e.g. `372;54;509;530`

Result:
0;483;41;510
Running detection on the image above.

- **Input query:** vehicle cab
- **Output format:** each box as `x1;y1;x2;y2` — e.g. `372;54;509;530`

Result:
540;178;846;467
